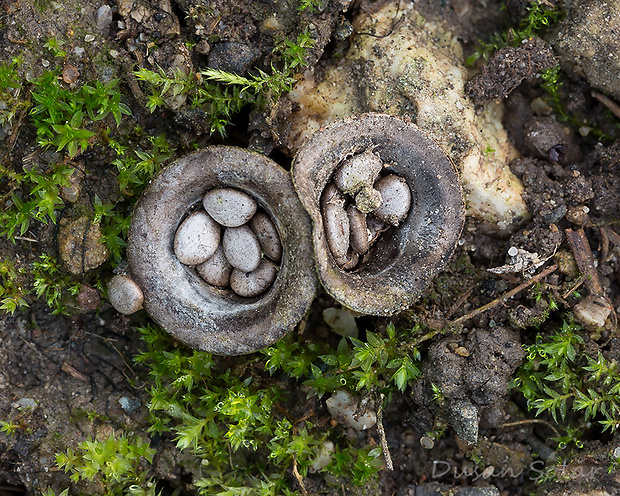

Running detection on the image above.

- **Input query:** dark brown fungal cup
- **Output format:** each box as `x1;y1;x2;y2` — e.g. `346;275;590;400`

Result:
292;113;464;316
127;146;318;355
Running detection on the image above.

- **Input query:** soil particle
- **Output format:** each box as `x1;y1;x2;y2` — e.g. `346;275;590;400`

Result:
523;116;581;165
208;41;260;74
413;327;525;442
398;482;500;496
466;37;557;104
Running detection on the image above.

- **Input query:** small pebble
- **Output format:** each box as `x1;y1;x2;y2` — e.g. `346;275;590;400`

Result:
196;245;233;287
372;174;411;226
355;185;382;213
230;259;277;297
250;211;282;262
323;201;350;260
84;34;95;42
108;274;144;315
222;225;262;273
347;206;370;255
96;5;113;32
174;211;220;265
203;188;258;227
333;149;383;194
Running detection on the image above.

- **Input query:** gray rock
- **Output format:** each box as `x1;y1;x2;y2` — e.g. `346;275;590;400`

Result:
96;5;113;32
552;0;620;100
447;400;479;445
208;42;259;74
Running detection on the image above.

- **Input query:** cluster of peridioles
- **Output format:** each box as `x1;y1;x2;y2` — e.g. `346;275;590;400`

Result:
321;148;411;270
174;187;282;297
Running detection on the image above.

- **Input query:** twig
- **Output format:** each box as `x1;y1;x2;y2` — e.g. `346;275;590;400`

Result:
376;394;394;471
565;228;603;296
592;91;620;120
292;457;308;495
449;264;558;327
563;275;585;300
498;418;560;438
13;235;39;243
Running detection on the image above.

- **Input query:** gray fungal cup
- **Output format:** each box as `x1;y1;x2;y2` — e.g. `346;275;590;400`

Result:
127;146;317;355
292;113;465;316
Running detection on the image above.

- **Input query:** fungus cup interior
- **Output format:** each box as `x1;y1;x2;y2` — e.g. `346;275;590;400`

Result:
128;146;317;355
176;196;283;304
292;113;465;316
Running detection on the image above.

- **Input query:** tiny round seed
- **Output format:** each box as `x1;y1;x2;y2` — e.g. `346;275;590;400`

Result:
196;245;233;287
347;206;370;255
222;225;262;273
333;149;383;194
108;274;144;315
372;174;411;226
323;201;350;261
203;187;258;227
230;259;277;297
174;211;220;265
250;211;282;262
355;185;382;214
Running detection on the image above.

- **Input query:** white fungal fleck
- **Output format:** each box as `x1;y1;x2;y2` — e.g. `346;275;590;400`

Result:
174;211;220;265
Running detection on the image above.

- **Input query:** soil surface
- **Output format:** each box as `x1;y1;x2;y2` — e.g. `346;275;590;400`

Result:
0;0;619;495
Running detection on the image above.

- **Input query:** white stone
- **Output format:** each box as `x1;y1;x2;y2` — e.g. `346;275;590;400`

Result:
325;389;376;431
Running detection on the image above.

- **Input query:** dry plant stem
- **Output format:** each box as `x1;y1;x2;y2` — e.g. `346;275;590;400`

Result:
563;275;585;300
498;419;560;438
450;264;559;327
376;394;394;471
292;457;308;495
565;228;604;296
592;91;620;120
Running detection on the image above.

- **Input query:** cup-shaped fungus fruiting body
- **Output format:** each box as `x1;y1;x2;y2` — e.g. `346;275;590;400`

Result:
292;113;465;316
125;146;318;355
